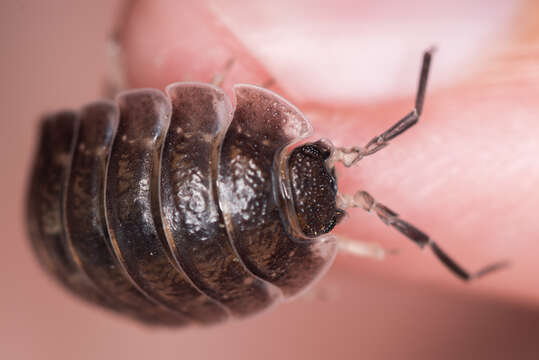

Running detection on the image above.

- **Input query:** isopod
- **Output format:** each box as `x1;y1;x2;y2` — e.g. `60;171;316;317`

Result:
26;49;506;326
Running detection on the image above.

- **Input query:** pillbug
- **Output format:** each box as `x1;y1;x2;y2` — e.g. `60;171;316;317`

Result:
26;49;507;326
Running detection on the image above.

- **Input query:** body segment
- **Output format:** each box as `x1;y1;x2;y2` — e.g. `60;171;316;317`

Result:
217;85;337;298
26;112;119;309
64;102;184;325
160;83;280;317
104;90;226;325
27;83;331;325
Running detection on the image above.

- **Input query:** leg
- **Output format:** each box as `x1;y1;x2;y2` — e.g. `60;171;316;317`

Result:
103;37;128;99
211;58;235;87
338;191;509;281
337;235;398;260
334;48;435;167
103;0;137;98
212;62;276;90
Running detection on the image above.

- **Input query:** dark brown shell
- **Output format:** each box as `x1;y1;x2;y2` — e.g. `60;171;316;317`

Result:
26;83;337;326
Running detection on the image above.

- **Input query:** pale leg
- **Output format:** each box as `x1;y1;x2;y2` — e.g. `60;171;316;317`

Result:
337;236;396;260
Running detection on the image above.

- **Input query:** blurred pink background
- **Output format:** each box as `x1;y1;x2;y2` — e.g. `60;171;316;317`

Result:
1;1;538;359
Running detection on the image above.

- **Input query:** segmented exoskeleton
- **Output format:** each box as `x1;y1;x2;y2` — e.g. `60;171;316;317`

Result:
27;83;339;326
27;51;506;326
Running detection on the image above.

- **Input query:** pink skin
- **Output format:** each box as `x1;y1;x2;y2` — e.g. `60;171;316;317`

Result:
120;0;539;305
4;2;539;359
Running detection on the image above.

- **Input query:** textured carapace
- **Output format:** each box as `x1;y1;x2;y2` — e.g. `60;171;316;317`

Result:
26;83;339;326
27;49;509;326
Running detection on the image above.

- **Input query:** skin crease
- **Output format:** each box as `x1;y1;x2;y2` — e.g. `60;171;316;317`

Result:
3;0;539;359
120;0;539;304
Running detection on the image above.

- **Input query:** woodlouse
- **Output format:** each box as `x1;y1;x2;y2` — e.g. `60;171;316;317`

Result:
26;50;506;326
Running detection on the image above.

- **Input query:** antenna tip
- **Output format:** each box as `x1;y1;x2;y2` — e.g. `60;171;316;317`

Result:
425;45;438;56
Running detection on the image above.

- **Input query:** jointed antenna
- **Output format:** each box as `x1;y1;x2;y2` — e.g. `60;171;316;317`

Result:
334;48;434;167
334;48;508;281
338;191;509;281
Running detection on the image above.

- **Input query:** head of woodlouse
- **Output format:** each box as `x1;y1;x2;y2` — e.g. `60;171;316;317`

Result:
287;140;346;238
